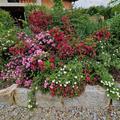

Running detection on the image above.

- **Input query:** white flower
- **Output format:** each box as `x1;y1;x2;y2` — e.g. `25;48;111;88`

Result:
56;82;58;84
36;102;38;105
52;80;55;83
106;89;109;91
64;84;67;87
60;84;62;86
28;105;32;109
74;76;78;79
60;68;63;71
81;75;83;78
64;71;67;74
74;82;77;85
35;87;38;90
112;91;115;94
64;65;67;68
107;94;109;97
66;81;69;84
58;74;60;77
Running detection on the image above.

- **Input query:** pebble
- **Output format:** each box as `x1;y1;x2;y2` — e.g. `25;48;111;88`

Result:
0;104;120;120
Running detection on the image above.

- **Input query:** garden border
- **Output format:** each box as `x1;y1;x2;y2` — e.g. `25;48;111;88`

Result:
0;84;119;110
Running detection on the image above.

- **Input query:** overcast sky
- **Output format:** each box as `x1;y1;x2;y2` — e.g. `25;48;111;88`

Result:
74;0;111;8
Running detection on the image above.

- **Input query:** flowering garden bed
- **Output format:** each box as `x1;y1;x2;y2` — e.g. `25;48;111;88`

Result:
0;3;120;109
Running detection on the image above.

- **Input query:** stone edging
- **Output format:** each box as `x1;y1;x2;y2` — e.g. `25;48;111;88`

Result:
0;85;119;110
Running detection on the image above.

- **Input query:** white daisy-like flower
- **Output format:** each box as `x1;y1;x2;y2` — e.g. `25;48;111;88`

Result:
74;82;77;85
28;105;31;109
74;76;78;79
35;87;38;90
64;65;67;68
52;80;55;83
64;71;67;74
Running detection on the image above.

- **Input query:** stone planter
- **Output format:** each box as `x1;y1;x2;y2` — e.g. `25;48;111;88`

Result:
0;84;18;105
36;85;110;110
0;84;114;110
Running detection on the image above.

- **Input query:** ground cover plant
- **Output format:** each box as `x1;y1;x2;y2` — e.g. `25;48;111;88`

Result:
0;1;120;109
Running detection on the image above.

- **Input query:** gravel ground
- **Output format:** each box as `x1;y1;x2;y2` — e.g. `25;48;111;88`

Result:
0;104;120;120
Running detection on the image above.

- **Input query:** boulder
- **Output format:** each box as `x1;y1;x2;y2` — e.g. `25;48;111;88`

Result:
36;85;110;110
14;88;30;107
0;84;18;105
64;85;110;109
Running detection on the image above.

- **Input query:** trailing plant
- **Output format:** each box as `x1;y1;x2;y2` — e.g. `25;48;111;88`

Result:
93;61;120;100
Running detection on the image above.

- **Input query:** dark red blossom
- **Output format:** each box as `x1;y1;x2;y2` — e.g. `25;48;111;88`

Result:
94;29;111;41
28;11;52;33
38;60;45;72
76;42;96;57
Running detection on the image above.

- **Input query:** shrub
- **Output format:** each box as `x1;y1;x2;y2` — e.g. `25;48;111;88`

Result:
67;10;99;39
86;6;98;16
111;4;120;15
110;14;120;39
28;11;53;33
0;9;14;30
24;4;49;19
0;9;17;70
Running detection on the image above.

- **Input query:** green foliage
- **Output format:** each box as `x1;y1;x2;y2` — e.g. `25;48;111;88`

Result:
0;29;17;52
49;58;84;87
110;14;120;39
0;9;17;71
86;6;98;16
109;15;120;60
0;9;14;30
111;4;120;15
86;6;112;19
24;4;50;19
93;61;120;100
68;10;99;39
53;0;63;11
50;9;66;27
0;9;16;52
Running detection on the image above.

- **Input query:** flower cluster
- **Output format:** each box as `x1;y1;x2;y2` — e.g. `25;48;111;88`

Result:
101;77;120;99
43;60;85;97
94;28;111;41
28;11;52;33
75;42;96;58
0;29;16;52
